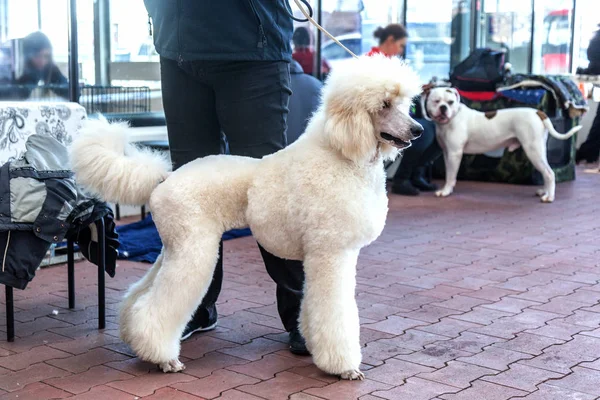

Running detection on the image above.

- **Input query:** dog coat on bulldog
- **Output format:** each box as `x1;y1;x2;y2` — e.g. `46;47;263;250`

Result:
69;55;423;380
423;87;582;202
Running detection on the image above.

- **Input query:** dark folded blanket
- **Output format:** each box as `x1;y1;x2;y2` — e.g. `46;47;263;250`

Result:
116;214;251;263
500;74;588;114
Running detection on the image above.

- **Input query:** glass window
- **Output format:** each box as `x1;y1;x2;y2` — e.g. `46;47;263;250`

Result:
450;0;475;70
318;0;400;74
106;0;160;113
532;0;573;74
0;0;71;102
481;0;533;73
405;0;453;82
572;0;598;74
290;0;321;77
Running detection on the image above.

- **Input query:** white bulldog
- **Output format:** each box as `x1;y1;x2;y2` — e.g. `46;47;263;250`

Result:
423;87;582;203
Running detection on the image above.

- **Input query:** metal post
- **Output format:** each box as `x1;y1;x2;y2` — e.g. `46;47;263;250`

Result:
314;0;322;80
527;0;534;74
568;0;576;73
5;286;14;342
93;0;111;85
469;0;479;51
37;0;42;30
67;238;75;309
68;0;80;102
96;219;106;329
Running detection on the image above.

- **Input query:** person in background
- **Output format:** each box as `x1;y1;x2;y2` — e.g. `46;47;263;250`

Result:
292;27;330;76
286;59;322;144
144;0;308;355
366;24;408;57
367;24;441;195
576;24;600;165
15;31;68;99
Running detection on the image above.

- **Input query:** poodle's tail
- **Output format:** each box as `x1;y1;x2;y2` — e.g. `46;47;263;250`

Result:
70;117;171;206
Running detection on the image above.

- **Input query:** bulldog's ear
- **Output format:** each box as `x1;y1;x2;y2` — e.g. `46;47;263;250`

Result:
421;83;433;96
451;87;460;103
420;92;432;122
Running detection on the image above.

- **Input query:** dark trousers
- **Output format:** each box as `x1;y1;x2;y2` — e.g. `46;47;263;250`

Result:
160;57;305;332
393;118;442;182
577;105;600;163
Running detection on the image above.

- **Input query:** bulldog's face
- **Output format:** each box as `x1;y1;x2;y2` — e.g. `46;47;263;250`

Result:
426;87;461;124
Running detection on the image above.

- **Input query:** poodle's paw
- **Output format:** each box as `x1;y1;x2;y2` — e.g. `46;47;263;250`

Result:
540;194;554;203
159;359;185;373
340;369;365;381
535;188;546;197
435;187;453;197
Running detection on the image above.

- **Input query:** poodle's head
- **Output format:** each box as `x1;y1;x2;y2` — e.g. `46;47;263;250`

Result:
320;55;423;164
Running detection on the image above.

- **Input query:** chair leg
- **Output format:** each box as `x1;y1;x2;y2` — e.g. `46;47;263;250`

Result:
5;286;14;342
141;205;146;220
115;204;121;221
95;219;106;330
67;238;75;309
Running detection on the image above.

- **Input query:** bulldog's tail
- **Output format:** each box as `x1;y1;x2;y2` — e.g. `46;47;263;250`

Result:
537;110;582;140
70;117;171;206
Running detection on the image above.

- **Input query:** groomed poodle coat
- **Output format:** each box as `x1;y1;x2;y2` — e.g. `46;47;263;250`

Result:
70;55;422;380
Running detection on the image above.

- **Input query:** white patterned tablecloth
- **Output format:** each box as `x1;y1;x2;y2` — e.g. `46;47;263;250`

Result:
0;101;86;164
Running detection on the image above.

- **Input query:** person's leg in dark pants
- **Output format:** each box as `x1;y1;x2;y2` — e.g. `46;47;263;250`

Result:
577;106;600;163
210;61;307;353
160;57;223;336
392;119;438;195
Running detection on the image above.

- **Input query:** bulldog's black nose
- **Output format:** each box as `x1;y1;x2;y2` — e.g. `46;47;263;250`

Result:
440;104;448;113
410;123;424;139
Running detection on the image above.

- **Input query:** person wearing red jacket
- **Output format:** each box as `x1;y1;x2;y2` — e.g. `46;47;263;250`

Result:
367;24;441;195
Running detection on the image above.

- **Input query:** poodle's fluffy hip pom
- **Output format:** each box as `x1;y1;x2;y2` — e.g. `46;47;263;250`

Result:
70;116;171;206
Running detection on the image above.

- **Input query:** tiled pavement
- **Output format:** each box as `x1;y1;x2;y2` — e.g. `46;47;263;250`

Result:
0;170;599;399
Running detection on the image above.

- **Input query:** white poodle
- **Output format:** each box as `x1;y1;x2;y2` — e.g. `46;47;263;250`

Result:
69;55;422;380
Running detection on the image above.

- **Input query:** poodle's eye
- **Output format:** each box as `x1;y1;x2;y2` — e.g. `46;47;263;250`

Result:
448;100;455;105
382;100;391;109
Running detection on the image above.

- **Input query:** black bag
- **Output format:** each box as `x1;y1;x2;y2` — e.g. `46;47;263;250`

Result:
450;48;506;92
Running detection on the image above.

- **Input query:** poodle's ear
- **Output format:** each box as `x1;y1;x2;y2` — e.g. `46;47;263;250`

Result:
324;107;377;164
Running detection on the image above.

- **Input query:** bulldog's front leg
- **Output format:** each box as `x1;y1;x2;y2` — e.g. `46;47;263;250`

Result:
436;149;462;197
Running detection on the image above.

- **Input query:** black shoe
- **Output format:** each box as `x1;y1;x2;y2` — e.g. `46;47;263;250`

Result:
391;180;420;196
411;176;438;192
289;329;310;355
181;315;217;341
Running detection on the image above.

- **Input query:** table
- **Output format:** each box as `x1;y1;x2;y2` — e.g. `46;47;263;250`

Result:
0;101;86;163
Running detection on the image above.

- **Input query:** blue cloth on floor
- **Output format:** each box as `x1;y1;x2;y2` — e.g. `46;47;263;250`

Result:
115;214;251;263
498;89;546;106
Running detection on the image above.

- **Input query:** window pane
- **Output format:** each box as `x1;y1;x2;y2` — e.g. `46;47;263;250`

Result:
406;0;452;82
290;0;321;77
482;0;533;73
318;0;401;74
0;0;71;102
573;0;598;73
107;0;160;113
532;0;573;74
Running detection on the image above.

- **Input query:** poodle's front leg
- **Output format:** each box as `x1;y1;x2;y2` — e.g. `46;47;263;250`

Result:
300;250;363;380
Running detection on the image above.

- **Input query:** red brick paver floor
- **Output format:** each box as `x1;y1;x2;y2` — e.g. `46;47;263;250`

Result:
1;170;599;399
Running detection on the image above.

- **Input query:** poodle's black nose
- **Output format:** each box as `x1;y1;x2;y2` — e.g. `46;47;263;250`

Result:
410;123;424;139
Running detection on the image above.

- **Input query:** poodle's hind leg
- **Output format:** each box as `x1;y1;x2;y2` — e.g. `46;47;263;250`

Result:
120;251;165;347
299;250;363;380
124;231;222;372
